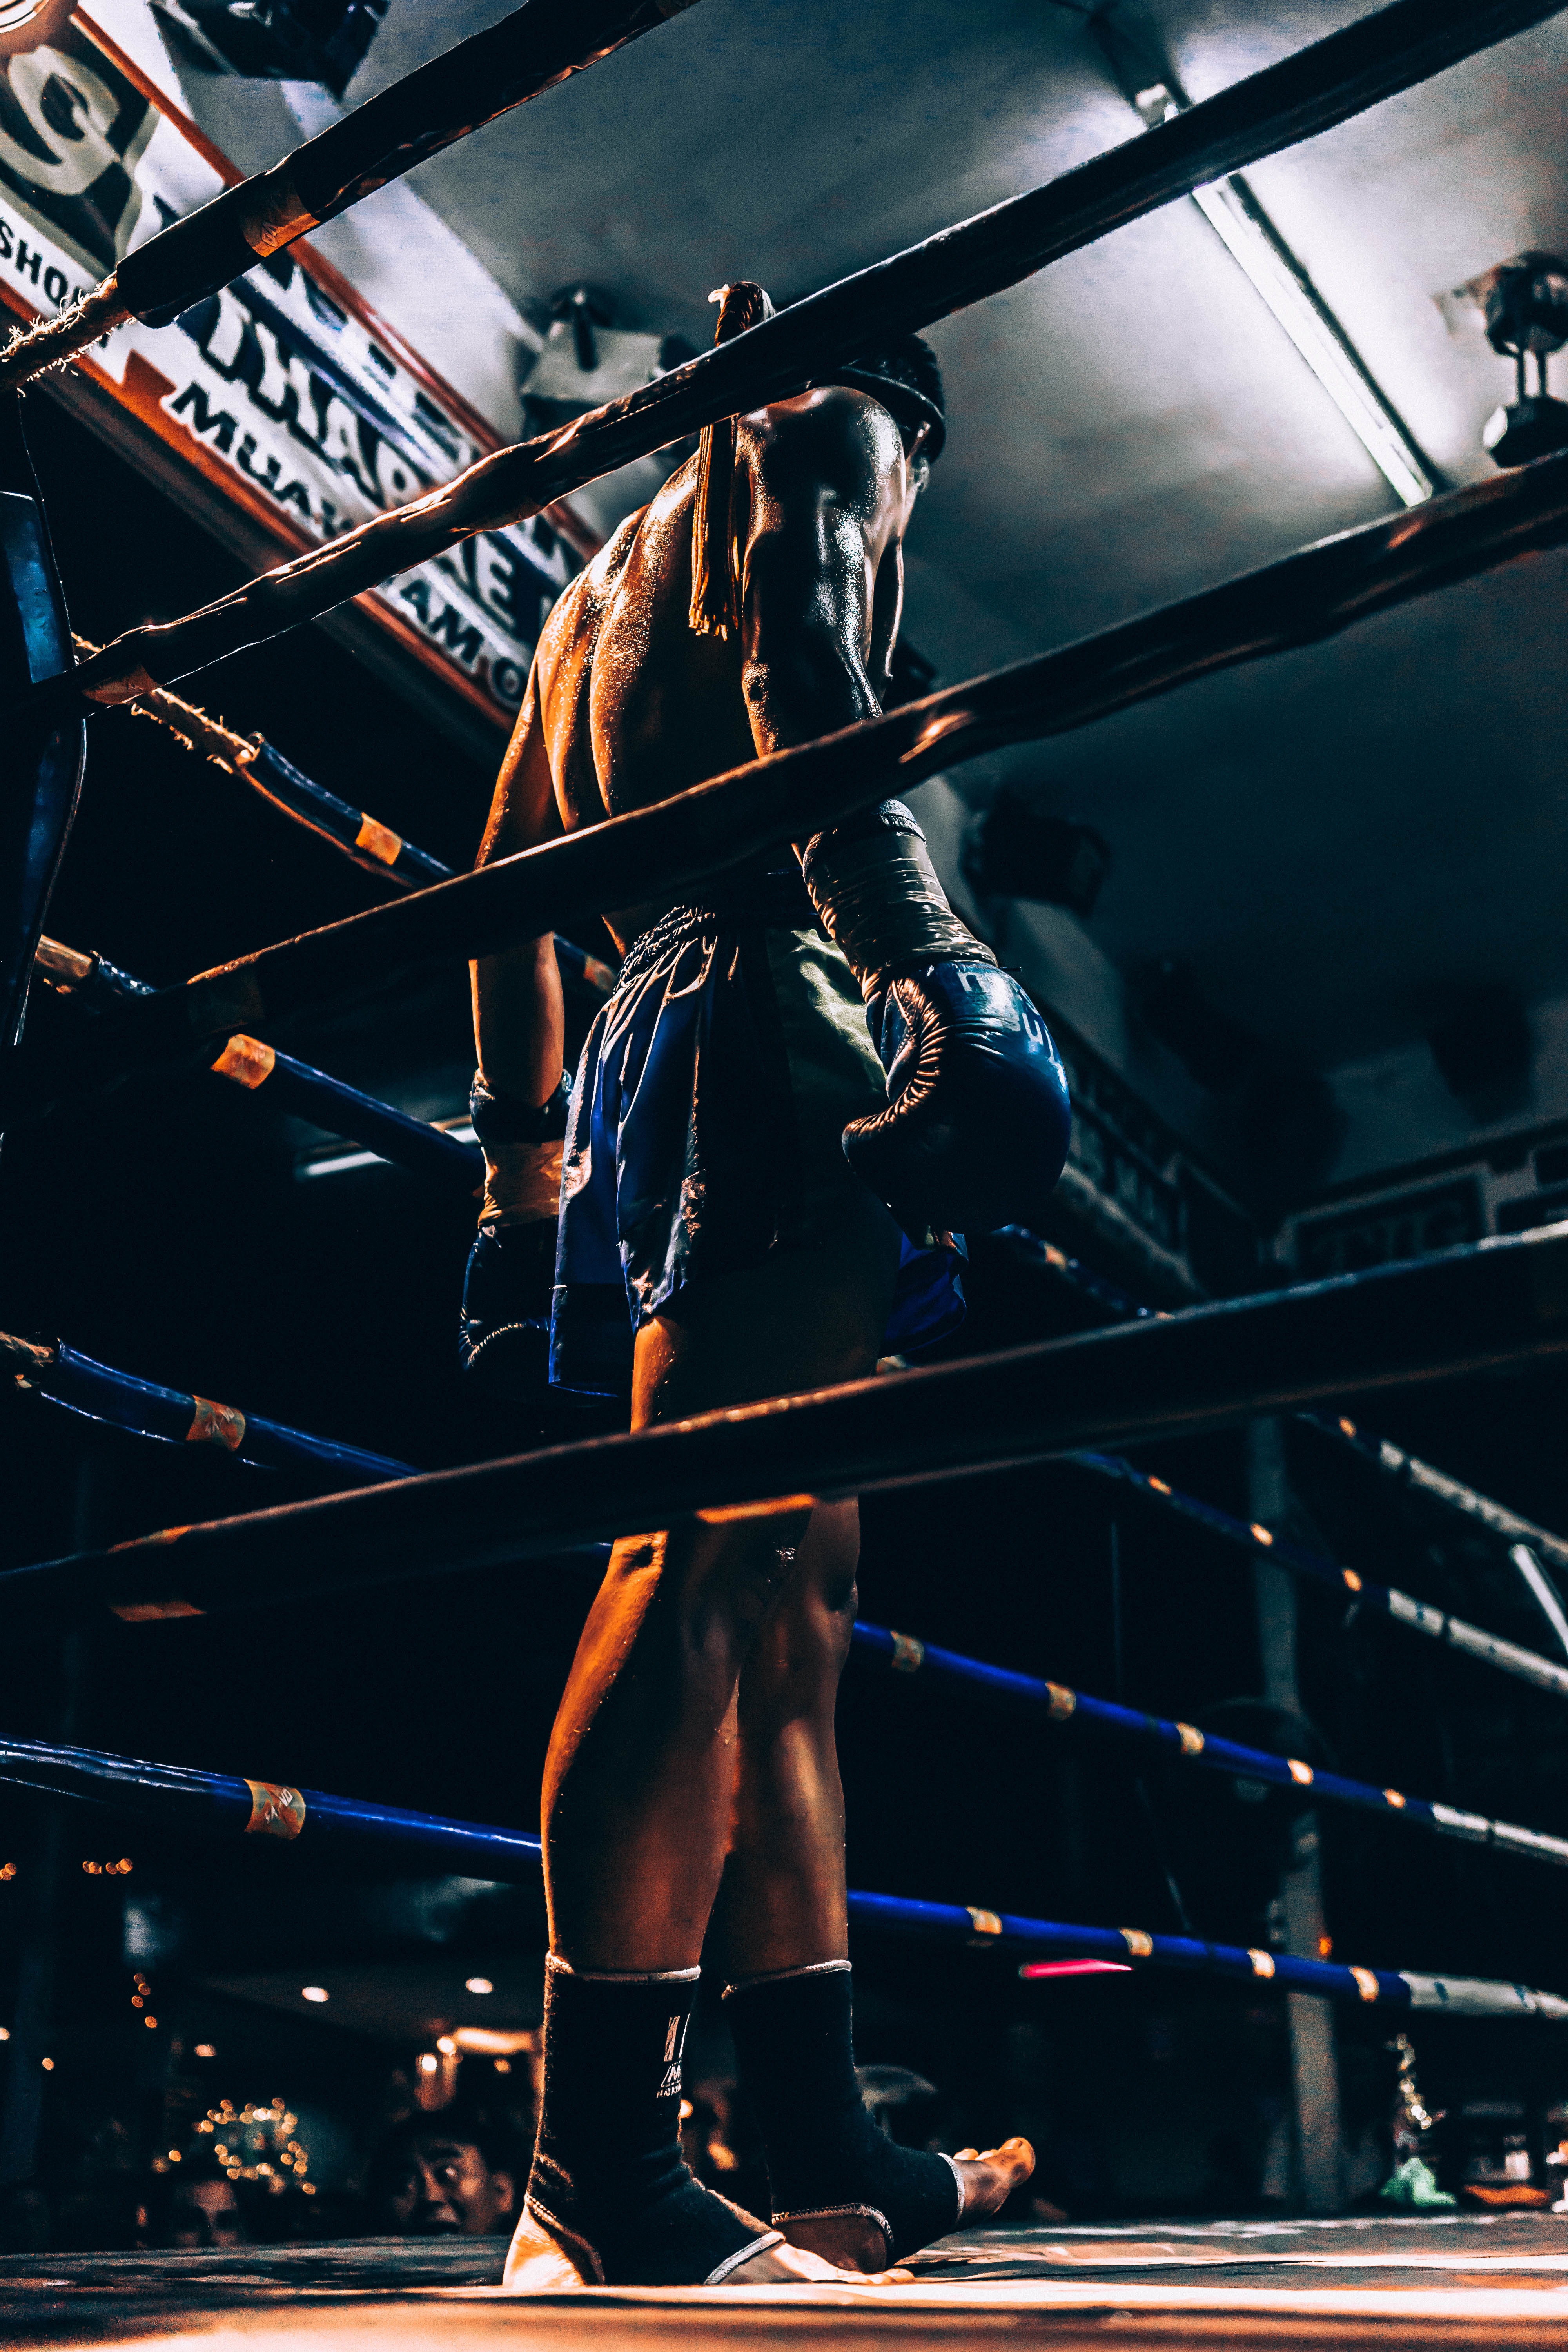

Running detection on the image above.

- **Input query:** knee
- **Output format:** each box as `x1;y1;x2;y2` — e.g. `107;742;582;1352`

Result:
669;1520;810;1683
743;1571;857;1736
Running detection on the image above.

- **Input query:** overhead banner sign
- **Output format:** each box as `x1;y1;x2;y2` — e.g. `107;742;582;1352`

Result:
0;13;573;730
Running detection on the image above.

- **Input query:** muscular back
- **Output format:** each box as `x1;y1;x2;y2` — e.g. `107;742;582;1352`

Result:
485;386;918;955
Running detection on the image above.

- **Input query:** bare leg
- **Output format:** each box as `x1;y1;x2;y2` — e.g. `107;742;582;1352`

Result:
541;1226;897;1974
724;1496;859;1976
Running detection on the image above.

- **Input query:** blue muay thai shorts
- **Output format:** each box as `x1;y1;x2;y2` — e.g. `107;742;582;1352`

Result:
548;877;967;1398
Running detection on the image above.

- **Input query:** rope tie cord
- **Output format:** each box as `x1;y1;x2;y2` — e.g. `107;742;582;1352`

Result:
1;1728;1561;2020
16;0;1564;725
7;1223;1568;1629
0;0;705;387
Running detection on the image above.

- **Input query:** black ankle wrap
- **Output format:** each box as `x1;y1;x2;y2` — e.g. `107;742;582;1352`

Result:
527;1958;779;2285
725;1961;960;2260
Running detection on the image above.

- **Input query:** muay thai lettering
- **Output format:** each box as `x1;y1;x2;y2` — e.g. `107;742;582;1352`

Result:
0;32;152;278
0;22;576;728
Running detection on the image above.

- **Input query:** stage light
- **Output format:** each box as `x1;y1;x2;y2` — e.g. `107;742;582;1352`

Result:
1134;84;1432;508
465;1977;494;1995
300;1986;329;2004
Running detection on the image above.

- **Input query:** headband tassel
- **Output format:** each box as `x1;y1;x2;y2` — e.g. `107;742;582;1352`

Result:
688;280;773;640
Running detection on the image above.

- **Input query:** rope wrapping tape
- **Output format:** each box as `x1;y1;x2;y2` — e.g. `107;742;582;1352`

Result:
22;1345;413;1485
29;0;1568;719
2;1728;1562;2017
1071;1447;1568;1702
8;1222;1568;1630
849;1622;1568;1871
244;743;450;890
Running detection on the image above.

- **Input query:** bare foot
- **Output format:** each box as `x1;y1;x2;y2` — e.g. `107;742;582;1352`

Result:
727;2238;913;2286
777;2139;1036;2272
951;2136;1036;2223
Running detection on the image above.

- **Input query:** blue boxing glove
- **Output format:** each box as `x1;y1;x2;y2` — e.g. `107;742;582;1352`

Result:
458;1070;571;1400
800;803;1069;1240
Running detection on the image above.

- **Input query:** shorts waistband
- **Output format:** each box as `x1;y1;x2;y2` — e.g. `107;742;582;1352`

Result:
618;872;817;989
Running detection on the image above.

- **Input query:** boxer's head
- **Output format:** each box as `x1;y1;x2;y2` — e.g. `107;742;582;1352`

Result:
831;334;946;478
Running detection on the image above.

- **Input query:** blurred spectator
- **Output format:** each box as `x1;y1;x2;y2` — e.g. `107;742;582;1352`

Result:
366;2115;519;2237
146;2158;249;2249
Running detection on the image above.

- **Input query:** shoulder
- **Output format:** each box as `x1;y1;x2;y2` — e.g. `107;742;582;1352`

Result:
743;386;904;505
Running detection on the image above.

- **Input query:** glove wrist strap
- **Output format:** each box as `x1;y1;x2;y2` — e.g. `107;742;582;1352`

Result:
799;801;995;998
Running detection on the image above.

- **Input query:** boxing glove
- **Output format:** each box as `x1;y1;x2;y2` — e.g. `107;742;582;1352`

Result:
800;803;1069;1238
458;1070;570;1400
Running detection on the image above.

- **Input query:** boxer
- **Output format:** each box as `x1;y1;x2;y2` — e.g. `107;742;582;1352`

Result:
468;290;1065;2288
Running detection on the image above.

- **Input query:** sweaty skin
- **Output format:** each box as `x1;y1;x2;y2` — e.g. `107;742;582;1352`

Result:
471;390;1032;2274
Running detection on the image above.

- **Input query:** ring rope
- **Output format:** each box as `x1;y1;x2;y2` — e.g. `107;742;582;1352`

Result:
14;453;1568;1145
849;1621;1568;1871
1007;1227;1568;1580
0;1328;411;1485
997;1230;1568;1699
2;1726;1561;2020
6;1223;1568;1629
0;0;697;388
33;937;485;1197
77;643;617;989
22;0;1561;724
1074;1449;1568;1701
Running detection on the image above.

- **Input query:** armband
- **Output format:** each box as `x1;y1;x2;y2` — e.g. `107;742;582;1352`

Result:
469;1069;571;1148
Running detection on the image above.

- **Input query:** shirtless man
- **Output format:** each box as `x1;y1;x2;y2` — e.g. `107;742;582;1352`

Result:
465;296;1069;2289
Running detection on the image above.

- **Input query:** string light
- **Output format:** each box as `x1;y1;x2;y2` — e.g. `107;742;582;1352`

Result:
465;1978;494;1995
0;1863;17;1880
40;2057;53;2070
195;2045;216;2059
300;1986;328;2004
0;2028;9;2042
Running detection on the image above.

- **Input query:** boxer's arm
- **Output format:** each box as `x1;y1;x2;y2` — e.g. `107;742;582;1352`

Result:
470;660;566;1111
739;389;907;760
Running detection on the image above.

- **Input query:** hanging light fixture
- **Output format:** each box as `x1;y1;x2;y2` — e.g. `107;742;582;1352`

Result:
1479;253;1568;467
